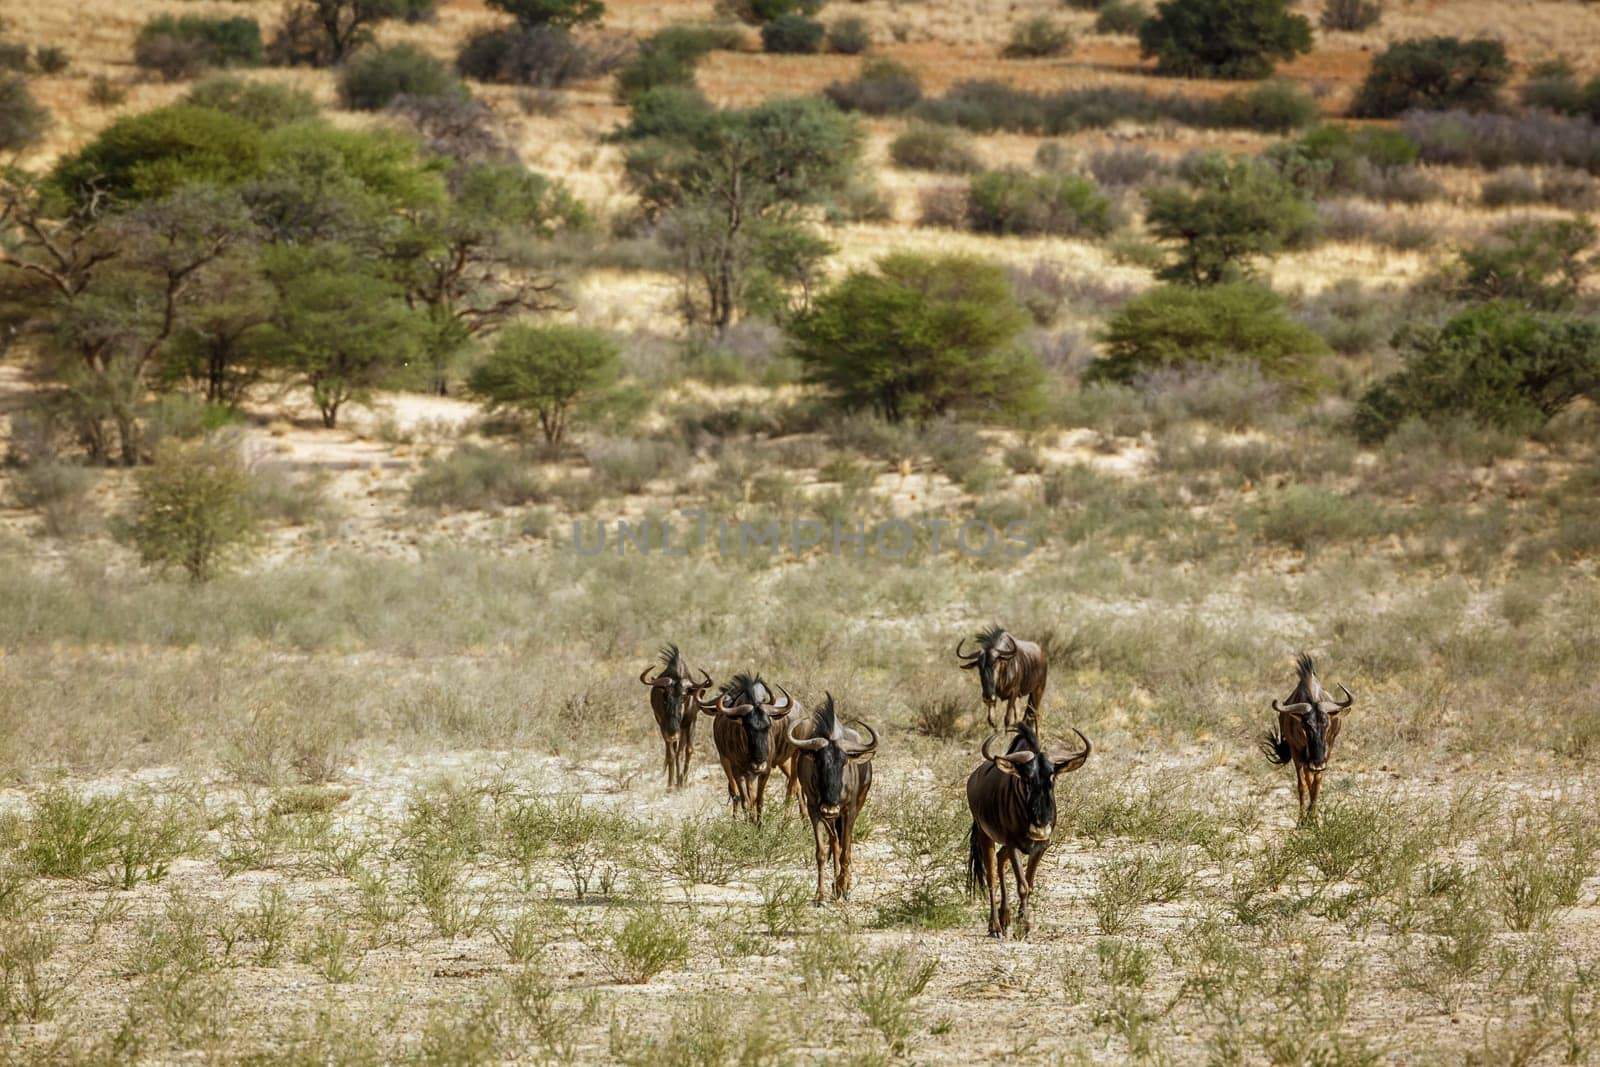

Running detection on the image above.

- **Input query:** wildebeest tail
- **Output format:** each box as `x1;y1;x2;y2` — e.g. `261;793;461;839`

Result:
1259;730;1292;765
966;822;989;896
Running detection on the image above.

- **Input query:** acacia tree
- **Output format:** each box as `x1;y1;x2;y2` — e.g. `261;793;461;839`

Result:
270;0;428;66
621;93;860;332
391;163;578;394
786;252;1044;423
1143;153;1313;286
467;321;618;444
1139;0;1313;79
263;246;422;428
486;0;604;28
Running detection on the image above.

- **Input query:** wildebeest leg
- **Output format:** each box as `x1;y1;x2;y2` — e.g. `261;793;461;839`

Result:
753;771;769;826
1004;698;1017;730
1306;769;1323;820
811;817;829;905
1018;849;1049;940
1027;680;1046;733
997;845;1014;935
679;719;694;786
1294;762;1309;822
980;834;1003;937
836;820;852;899
663;737;675;789
720;758;740;809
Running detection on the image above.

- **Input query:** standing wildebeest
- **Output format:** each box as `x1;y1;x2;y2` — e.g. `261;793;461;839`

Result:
966;720;1091;939
1260;653;1354;821
784;694;877;904
638;644;713;789
704;673;794;823
957;626;1048;732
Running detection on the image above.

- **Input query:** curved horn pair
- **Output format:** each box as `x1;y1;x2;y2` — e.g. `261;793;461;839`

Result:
786;715;879;757
955;638;980;663
842;719;878;759
639;666;672;688
981;732;1035;765
1272;699;1314;717
1051;727;1092;770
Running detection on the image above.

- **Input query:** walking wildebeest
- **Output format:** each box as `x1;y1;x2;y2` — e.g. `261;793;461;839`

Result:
638;644;713;789
957;626;1049;732
704;673;794;824
1260;653;1354;821
966;720;1091;939
784;694;877;904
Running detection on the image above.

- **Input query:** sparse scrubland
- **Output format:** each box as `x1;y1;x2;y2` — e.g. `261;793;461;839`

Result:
1;0;1599;1062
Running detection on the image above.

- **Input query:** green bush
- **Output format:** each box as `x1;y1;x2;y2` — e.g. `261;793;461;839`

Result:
1454;217;1594;311
1215;78;1319;132
1001;17;1073;59
468;322;621;445
183;75;319;129
0;42;28;72
787;252;1046;422
612;25;734;101
50;104;264;206
1094;1;1149;34
1091;283;1327;392
761;14;825;54
409;445;548;511
457;26;612;87
824;57;922;115
889;122;979;173
486;0;604;28
0;75;47;153
134;15;264;81
1144;153;1314;286
123;437;260;583
1265;123;1419;197
338;43;463;111
827;16;871;54
717;0;822;25
1354;304;1600;441
966;169;1116;237
1350;36;1510;118
1138;0;1313;79
1319;0;1381;31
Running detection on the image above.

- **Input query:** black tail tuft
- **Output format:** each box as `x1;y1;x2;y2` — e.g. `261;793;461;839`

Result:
1259;730;1292;766
967;822;989;897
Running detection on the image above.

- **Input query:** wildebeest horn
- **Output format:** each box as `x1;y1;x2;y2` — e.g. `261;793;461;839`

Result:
694;668;713;691
1273;699;1314;717
842;719;878;759
998;633;1018;656
765;685;794;719
1051;728;1092;774
956;638;978;662
982;732;1034;765
786;717;829;751
639;666;671;687
720;699;756;718
1332;684;1354;710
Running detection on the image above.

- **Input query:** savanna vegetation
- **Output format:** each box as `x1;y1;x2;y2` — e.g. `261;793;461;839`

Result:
1;0;1599;1061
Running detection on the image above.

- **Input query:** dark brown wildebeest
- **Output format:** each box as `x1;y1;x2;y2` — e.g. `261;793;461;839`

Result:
638;644;713;789
966;719;1091;939
783;694;877;904
704;673;794;824
1260;653;1354;821
957;625;1048;732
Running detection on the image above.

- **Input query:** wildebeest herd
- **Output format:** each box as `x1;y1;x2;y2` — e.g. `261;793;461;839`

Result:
639;630;1356;937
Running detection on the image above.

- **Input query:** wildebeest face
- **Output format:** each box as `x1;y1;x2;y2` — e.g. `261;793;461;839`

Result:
789;698;879;818
742;710;774;772
1275;687;1353;773
958;634;1016;704
711;684;794;773
985;728;1092;842
642;663;712;734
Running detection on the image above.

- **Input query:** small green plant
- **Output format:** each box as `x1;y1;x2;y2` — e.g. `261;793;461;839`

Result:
492;904;560;963
0;75;47;155
123;437;260;583
849;946;938;1056
300;919;365;983
1094;1;1148;34
827;16;871;54
966;169;1116;237
1320;0;1381;31
595;906;691;983
241;884;298;967
0;922;68;1023
889;122;980;174
1090;846;1194;933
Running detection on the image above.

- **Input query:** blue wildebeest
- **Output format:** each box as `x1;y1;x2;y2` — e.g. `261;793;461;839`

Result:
639;644;713;789
966;720;1091;939
957;626;1049;732
705;673;794;824
1260;653;1354;821
783;694;877;904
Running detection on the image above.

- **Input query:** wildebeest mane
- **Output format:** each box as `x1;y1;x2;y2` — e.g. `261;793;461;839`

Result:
1007;719;1042;756
1290;652;1323;704
658;643;686;678
813;693;837;738
722;672;767;702
976;624;1009;650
